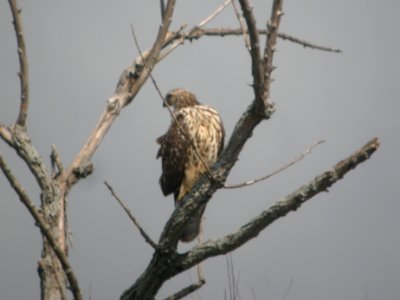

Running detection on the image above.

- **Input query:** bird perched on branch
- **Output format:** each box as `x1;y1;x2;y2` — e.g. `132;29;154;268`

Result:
156;88;225;242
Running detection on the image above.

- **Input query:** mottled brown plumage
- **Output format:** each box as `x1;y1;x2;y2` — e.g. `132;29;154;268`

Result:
156;88;224;242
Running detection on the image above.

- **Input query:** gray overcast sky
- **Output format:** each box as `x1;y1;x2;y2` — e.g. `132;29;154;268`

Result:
1;1;399;299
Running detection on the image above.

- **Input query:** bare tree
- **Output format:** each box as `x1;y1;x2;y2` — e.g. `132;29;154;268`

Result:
0;0;379;299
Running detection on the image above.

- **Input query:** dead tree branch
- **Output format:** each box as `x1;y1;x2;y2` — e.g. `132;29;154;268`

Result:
8;0;29;128
0;125;13;145
224;139;325;189
276;31;341;52
0;155;83;300
238;0;265;107
104;181;158;250
6;126;54;206
262;0;283;107
177;137;380;269
181;27;342;53
197;0;232;28
3;1;78;299
8;129;70;298
121;1;373;294
231;0;251;49
122;133;378;300
163;279;206;300
160;0;166;19
159;0;232;61
63;0;177;191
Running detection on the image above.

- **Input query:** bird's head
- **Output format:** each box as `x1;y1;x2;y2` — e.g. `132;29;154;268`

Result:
163;88;200;111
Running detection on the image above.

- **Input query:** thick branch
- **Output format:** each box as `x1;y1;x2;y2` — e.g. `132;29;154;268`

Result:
178;137;380;269
63;0;176;191
0;155;83;300
262;0;283;108
123;136;379;299
238;0;265;106
8;0;29;128
124;0;176;105
7;126;54;200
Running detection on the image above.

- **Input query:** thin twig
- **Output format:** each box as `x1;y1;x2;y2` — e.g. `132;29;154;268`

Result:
163;279;206;300
225;253;240;300
196;218;205;282
197;0;232;28
226;254;233;300
277;31;341;53
281;276;294;300
364;285;368;300
104;181;158;250
0;154;83;300
224;140;325;189
231;0;250;50
181;27;342;53
159;0;233;61
8;0;29;128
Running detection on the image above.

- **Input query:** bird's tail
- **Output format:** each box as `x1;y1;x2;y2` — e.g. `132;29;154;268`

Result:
179;203;206;242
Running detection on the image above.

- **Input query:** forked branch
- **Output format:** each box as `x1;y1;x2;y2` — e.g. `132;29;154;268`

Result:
63;0;177;191
178;138;380;269
159;0;233;60
0;155;83;300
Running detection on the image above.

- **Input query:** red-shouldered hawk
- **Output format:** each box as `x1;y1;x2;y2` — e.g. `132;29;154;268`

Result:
156;88;225;242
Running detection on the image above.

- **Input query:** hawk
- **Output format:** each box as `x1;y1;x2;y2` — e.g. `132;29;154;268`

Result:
156;88;225;242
